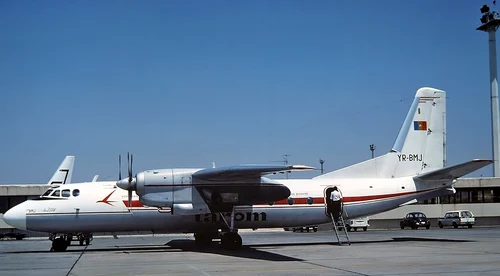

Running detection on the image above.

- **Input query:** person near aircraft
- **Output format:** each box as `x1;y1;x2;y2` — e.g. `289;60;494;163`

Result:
330;186;342;222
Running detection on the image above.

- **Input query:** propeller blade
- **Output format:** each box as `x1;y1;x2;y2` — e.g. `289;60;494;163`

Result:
127;152;132;182
128;190;132;208
118;154;122;180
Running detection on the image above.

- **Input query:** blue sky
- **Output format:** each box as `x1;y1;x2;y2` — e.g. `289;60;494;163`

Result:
0;0;498;183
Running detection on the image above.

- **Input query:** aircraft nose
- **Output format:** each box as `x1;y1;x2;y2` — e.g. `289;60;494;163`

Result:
3;204;27;230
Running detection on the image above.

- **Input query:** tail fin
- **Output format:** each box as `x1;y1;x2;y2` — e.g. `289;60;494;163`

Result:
47;156;75;185
314;87;446;179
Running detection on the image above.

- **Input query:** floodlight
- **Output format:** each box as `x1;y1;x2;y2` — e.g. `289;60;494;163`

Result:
481;4;490;14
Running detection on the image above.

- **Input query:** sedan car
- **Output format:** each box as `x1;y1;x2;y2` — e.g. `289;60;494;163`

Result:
400;212;431;229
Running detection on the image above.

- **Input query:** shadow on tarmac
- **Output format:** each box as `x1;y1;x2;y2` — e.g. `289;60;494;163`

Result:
3;236;471;259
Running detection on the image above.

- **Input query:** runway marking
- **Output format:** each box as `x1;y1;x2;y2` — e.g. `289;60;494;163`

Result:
66;244;88;276
188;264;212;276
301;260;371;276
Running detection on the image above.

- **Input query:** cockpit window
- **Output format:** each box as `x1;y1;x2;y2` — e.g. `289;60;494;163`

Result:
52;190;61;197
42;189;53;197
72;189;80;197
62;189;71;198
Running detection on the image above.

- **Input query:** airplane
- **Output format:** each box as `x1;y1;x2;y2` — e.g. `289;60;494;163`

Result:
3;87;492;252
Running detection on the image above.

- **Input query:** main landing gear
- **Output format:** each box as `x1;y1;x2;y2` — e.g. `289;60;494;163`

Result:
194;208;243;250
49;233;92;252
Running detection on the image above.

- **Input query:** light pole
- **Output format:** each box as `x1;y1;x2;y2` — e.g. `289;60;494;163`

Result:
319;159;325;174
477;4;500;176
369;144;376;159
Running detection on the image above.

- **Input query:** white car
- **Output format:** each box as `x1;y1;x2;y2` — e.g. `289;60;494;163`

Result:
438;210;475;229
345;217;370;232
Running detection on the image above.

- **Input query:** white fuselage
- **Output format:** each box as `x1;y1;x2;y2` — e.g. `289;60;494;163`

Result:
4;177;450;234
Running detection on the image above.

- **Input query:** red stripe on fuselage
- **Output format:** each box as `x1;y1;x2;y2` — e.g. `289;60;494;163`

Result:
121;189;431;208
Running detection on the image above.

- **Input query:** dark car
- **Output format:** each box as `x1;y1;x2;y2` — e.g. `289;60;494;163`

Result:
400;212;431;229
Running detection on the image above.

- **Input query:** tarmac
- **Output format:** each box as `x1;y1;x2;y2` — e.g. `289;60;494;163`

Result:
1;227;500;276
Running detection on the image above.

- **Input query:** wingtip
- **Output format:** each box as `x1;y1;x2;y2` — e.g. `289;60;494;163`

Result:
289;165;316;170
471;159;494;163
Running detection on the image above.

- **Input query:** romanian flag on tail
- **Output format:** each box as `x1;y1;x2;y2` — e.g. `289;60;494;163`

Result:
414;121;427;131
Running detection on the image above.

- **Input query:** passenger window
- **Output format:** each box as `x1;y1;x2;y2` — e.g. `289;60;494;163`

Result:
42;189;53;197
62;189;71;198
52;190;60;197
306;197;314;205
72;189;80;197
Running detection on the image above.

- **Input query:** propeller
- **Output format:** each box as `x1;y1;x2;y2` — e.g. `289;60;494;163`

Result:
116;152;136;208
118;154;122;181
127;152;133;208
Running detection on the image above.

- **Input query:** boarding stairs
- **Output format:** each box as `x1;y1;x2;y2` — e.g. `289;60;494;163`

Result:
330;207;351;246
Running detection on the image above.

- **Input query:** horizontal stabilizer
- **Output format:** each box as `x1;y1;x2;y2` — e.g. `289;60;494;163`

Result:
414;159;492;181
193;164;315;181
399;199;418;206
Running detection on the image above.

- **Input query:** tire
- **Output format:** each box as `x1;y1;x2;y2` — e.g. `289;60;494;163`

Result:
353;227;358;232
438;222;443;228
468;224;473;228
79;239;84;246
313;228;318;232
16;236;23;240
346;225;351;232
453;222;458;229
363;227;367;231
400;223;405;230
426;225;430;229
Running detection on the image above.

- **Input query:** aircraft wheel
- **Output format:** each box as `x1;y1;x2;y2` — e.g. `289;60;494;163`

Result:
221;232;242;250
194;232;212;247
51;237;68;252
65;235;72;246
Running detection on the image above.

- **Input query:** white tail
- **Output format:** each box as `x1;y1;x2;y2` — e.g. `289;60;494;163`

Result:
47;156;75;185
314;87;446;179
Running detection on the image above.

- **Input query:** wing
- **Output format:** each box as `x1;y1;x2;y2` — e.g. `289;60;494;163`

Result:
193;164;314;181
192;164;315;213
414;159;492;181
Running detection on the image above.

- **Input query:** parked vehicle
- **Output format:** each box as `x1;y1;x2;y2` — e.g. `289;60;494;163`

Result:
345;217;370;231
438;210;475;229
0;232;26;240
284;226;318;232
400;212;431;229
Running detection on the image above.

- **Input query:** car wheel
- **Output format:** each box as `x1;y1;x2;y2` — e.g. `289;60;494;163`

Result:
354;227;358;232
453;222;458;229
426;225;430;229
363;227;367;231
400;223;404;230
438;222;443;228
468;224;472;228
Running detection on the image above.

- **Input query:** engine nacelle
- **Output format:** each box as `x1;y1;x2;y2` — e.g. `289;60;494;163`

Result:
172;203;210;215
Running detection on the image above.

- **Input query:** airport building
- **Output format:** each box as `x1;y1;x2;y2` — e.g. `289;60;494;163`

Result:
1;177;500;234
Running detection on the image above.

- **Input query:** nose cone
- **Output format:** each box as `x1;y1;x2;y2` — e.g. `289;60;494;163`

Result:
117;177;135;190
3;204;27;230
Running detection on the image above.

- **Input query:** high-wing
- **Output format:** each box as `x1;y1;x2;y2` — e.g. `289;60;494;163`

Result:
193;164;315;181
